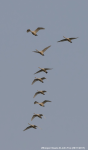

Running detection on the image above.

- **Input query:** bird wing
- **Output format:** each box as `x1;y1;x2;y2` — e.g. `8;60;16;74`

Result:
23;126;32;131
34;27;45;33
44;68;53;70
33;91;40;98
41;45;51;53
57;39;68;42
31;115;37;121
32;79;38;85
43;100;51;104
37;126;42;129
34;69;42;74
43;115;46;119
69;37;78;40
27;29;31;32
28;123;32;126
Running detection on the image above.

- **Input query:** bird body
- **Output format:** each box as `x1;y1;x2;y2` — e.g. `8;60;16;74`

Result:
34;100;51;107
34;67;53;74
31;113;45;121
31;77;46;85
57;36;78;43
33;90;47;98
23;123;41;131
33;45;51;56
27;27;45;36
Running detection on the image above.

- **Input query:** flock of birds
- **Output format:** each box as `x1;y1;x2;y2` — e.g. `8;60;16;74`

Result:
23;27;78;131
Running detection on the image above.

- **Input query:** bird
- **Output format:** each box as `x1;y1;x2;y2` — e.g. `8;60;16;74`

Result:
33;90;47;98
31;77;46;85
34;67;53;74
31;113;46;121
26;27;45;36
57;36;78;43
23;123;41;131
34;100;51;107
33;45;51;56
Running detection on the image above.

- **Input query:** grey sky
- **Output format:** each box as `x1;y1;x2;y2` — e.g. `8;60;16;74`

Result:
0;0;88;150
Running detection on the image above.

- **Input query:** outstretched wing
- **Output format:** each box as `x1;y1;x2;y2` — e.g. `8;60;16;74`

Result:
37;126;42;129
33;91;40;98
43;115;46;119
69;37;78;40
43;100;51;104
57;39;68;42
32;79;38;85
23;126;32;131
34;69;43;74
41;45;51;53
34;27;45;33
31;115;37;121
28;123;32;126
44;68;53;70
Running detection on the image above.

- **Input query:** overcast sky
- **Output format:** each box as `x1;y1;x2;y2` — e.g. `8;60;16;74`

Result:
0;0;88;150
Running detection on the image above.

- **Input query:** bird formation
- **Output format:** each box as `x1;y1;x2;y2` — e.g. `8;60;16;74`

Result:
23;27;78;131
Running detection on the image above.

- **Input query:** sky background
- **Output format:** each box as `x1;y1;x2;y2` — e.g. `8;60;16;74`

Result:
0;0;88;150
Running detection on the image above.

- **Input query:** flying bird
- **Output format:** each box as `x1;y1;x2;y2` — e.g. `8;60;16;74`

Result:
31;77;46;85
34;67;53;74
26;27;45;36
33;45;51;56
34;100;51;107
57;36;78;43
23;123;41;131
33;90;47;98
31;113;46;121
